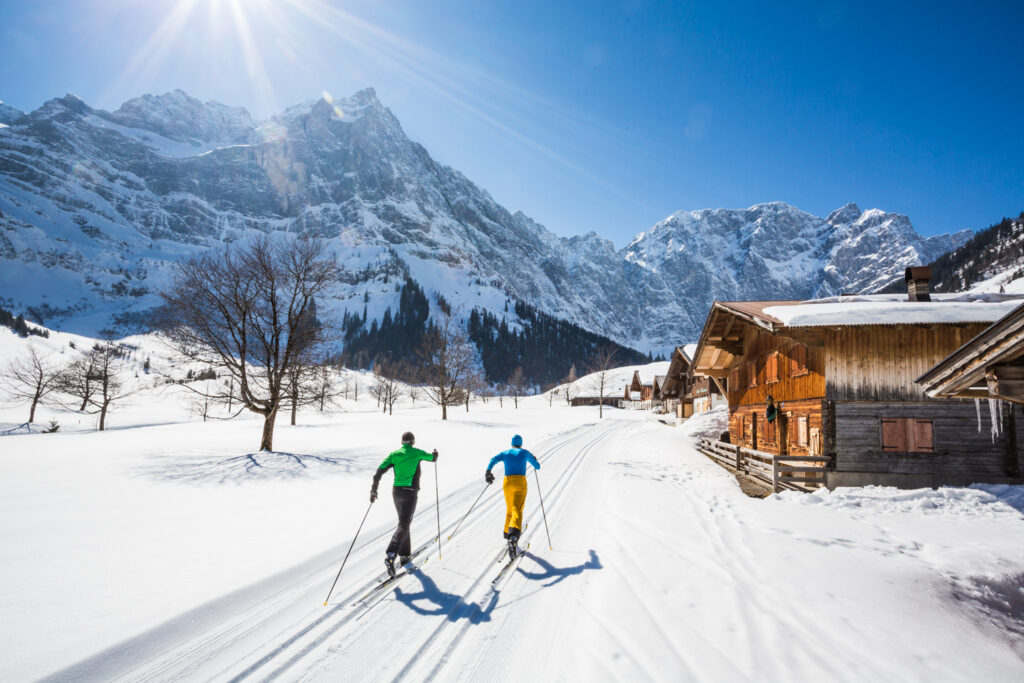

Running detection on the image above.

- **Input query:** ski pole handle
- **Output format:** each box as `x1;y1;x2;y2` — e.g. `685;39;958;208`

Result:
323;500;373;606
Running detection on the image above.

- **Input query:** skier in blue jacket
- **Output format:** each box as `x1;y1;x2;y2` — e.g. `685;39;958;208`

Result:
485;434;540;557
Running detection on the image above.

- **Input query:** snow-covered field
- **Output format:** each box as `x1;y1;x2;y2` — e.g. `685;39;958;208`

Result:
2;330;1024;681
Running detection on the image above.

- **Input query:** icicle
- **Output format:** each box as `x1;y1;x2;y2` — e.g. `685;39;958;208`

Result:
975;398;982;434
989;398;1003;443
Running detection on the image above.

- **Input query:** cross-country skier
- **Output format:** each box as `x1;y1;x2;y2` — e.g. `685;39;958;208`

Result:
371;431;438;578
485;434;540;558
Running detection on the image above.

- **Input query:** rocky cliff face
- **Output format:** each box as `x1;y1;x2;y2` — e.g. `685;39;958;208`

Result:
0;88;969;352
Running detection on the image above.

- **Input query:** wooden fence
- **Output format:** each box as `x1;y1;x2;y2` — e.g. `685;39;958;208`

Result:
697;437;831;492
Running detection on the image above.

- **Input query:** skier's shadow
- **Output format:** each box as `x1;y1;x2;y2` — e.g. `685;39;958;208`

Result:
394;571;499;624
518;549;602;587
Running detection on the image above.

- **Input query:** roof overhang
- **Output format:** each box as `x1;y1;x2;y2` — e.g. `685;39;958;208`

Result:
917;302;1024;403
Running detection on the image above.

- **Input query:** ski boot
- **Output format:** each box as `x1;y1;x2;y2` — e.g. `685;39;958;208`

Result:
399;555;412;568
385;552;397;578
507;528;520;560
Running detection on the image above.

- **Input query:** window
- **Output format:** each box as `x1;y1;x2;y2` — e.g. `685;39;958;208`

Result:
796;416;809;447
766;352;780;383
747;360;757;388
789;344;808;377
738;415;746;440
881;418;934;453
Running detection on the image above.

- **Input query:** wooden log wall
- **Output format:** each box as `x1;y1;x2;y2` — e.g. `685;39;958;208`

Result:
832;400;1024;476
727;327;825;408
729;398;824;456
825;324;988;402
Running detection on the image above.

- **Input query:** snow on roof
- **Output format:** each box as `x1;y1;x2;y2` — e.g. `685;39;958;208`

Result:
755;293;1024;328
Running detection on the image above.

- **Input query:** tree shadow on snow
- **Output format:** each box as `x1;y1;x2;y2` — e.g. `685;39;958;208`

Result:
135;450;359;485
518;549;602;587
394;571;499;625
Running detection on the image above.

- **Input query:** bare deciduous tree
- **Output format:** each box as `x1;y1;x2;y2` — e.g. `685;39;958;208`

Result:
563;363;579;406
369;361;402;415
160;236;339;451
418;311;475;421
508;366;526;409
1;344;63;423
588;346;619;419
60;343;140;430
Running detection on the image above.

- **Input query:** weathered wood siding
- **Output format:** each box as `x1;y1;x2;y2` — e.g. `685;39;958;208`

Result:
825;325;988;402
727;328;825;407
729;399;823;456
832;400;1024;476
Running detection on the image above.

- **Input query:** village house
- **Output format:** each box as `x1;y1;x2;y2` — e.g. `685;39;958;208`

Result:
691;268;1024;490
622;368;659;409
659;346;696;418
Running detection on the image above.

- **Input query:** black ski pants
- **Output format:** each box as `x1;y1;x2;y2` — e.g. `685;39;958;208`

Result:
386;486;418;557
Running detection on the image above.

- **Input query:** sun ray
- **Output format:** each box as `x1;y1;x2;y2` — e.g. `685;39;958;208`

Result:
101;0;201;107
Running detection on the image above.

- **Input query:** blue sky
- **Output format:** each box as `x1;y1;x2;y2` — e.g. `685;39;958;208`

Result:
1;0;1021;245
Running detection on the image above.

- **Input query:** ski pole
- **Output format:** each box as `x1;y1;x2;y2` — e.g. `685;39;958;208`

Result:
534;468;553;550
323;500;373;606
434;454;442;559
447;482;490;541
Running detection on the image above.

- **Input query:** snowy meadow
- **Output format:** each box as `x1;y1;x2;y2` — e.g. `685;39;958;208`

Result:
2;328;1024;681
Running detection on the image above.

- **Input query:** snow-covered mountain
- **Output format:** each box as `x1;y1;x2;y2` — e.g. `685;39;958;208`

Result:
0;88;969;352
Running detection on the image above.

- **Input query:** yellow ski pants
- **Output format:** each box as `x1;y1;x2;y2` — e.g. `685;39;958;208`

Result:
503;475;528;533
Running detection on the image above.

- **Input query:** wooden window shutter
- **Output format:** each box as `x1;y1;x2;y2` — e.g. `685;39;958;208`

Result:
910;419;934;452
767;352;779;383
798;416;809;446
730;367;740;392
881;418;907;451
747;360;757;387
789;344;808;376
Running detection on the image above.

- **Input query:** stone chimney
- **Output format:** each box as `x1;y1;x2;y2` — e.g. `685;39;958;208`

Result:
904;266;932;302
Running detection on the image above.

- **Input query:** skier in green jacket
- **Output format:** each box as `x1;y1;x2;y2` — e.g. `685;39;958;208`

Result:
371;431;438;577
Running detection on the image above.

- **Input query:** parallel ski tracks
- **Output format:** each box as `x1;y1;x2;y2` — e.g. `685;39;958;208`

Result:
97;422;605;682
394;421;614;681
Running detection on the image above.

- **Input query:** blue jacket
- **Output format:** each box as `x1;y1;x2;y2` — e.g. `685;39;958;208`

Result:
487;448;540;477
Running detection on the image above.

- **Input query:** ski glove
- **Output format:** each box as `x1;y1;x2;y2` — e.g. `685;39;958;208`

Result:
432;449;439;460
485;470;495;485
370;484;378;503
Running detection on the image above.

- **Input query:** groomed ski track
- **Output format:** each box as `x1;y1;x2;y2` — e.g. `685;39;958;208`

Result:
40;414;1024;682
45;420;615;682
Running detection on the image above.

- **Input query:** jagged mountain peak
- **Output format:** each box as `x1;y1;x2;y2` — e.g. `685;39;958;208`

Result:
0;87;975;354
110;89;254;144
0;100;26;125
827;202;862;225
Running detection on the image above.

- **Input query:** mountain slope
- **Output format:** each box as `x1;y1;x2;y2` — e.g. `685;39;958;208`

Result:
0;88;969;351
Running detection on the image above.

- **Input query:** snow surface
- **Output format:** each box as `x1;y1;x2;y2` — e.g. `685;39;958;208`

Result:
2;331;1024;680
764;296;1024;327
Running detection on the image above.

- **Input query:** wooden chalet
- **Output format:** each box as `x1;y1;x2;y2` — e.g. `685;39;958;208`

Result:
660;346;695;418
692;270;1024;489
624;370;654;402
689;375;726;415
917;302;1024;405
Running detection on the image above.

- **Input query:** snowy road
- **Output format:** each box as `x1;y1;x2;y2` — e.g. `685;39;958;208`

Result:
27;411;1024;682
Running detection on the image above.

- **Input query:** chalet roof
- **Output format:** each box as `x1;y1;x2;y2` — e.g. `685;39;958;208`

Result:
714;294;1024;330
916;301;1024;402
693;294;1024;376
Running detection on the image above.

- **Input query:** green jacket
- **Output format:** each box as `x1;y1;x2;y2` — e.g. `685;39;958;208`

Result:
372;444;437;489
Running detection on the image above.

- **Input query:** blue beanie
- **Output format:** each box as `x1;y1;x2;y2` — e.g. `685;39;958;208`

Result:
511;434;523;447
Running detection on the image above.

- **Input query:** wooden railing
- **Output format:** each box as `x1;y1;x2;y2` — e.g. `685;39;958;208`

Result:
697;437;831;492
